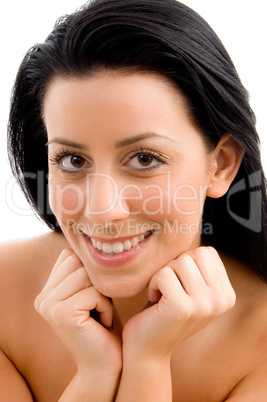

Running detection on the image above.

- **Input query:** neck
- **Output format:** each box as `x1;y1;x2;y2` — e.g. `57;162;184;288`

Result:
113;287;148;326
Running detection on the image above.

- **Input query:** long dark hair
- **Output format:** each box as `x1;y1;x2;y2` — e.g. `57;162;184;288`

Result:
8;0;267;279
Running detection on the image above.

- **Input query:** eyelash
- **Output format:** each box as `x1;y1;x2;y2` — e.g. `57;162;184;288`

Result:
49;146;168;175
49;149;89;175
124;146;168;170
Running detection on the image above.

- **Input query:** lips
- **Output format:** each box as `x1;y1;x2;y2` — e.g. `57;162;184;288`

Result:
83;230;153;267
90;233;148;255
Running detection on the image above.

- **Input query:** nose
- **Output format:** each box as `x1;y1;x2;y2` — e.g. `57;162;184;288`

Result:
84;172;130;224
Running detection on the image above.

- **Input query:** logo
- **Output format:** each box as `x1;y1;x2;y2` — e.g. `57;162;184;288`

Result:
227;171;262;233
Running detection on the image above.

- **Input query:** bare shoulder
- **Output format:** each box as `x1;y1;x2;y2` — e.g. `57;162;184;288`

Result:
224;251;267;334
224;253;267;375
0;233;76;399
0;231;69;283
0;230;69;263
0;231;69;317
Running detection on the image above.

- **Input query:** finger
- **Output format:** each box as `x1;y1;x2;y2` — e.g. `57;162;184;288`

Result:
148;266;187;305
52;287;114;329
167;253;208;297
186;247;230;288
41;267;91;305
177;247;236;312
43;252;90;292
48;248;74;279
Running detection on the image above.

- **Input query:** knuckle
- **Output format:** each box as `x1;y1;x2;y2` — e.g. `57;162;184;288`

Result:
60;248;75;261
194;297;213;319
63;248;75;257
34;292;50;316
206;293;225;316
210;289;236;316
178;253;193;264
161;266;174;277
50;302;68;325
69;253;81;264
76;267;91;285
171;253;193;272
187;246;217;263
38;297;52;318
34;294;42;312
222;289;236;311
195;246;213;261
214;296;227;313
205;246;217;255
85;285;98;300
229;289;237;308
77;267;87;278
155;266;174;283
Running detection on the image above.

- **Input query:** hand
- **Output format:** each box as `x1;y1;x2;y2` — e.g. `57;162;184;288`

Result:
34;249;122;376
122;246;236;362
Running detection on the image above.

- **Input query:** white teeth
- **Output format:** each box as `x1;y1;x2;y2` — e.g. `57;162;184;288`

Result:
112;242;124;254
123;240;132;251
102;243;113;254
90;232;149;254
96;241;103;251
131;236;139;247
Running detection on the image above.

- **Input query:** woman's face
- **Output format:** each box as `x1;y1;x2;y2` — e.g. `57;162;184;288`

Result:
44;72;215;297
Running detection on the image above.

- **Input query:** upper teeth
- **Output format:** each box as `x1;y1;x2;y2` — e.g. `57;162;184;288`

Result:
91;234;145;254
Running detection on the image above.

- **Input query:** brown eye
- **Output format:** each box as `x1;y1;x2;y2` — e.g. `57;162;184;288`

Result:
69;156;85;168
138;154;153;166
60;155;87;171
124;150;165;170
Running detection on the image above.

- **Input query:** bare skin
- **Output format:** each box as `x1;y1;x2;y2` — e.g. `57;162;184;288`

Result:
1;231;267;401
1;73;267;401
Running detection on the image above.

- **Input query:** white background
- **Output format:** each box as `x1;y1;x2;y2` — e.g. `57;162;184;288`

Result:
0;0;266;242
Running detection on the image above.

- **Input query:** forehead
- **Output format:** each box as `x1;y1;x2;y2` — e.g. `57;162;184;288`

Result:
42;71;203;151
43;71;190;119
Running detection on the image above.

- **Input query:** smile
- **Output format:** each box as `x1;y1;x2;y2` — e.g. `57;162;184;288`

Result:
82;230;153;267
88;232;150;255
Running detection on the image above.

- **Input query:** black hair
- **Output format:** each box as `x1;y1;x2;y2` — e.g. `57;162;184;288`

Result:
8;0;267;279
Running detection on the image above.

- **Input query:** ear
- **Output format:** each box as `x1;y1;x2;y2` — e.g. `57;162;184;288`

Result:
207;134;245;198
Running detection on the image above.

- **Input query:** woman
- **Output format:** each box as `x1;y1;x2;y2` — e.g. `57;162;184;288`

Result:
1;0;267;400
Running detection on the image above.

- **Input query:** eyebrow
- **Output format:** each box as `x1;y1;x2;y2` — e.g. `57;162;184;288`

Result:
114;132;178;148
46;138;89;149
46;132;178;149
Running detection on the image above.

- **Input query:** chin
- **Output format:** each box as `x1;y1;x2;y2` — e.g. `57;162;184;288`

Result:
91;277;147;299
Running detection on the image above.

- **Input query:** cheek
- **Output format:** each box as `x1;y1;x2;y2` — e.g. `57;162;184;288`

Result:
171;184;207;216
139;177;207;222
49;180;85;222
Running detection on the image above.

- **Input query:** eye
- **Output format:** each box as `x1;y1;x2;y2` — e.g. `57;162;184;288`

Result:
61;155;86;170
130;153;158;168
125;149;167;170
49;150;91;174
137;154;154;167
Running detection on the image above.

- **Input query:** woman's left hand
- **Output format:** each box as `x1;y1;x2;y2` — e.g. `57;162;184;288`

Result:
122;246;236;362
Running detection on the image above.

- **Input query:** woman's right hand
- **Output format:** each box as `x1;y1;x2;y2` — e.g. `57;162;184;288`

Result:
34;249;122;378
